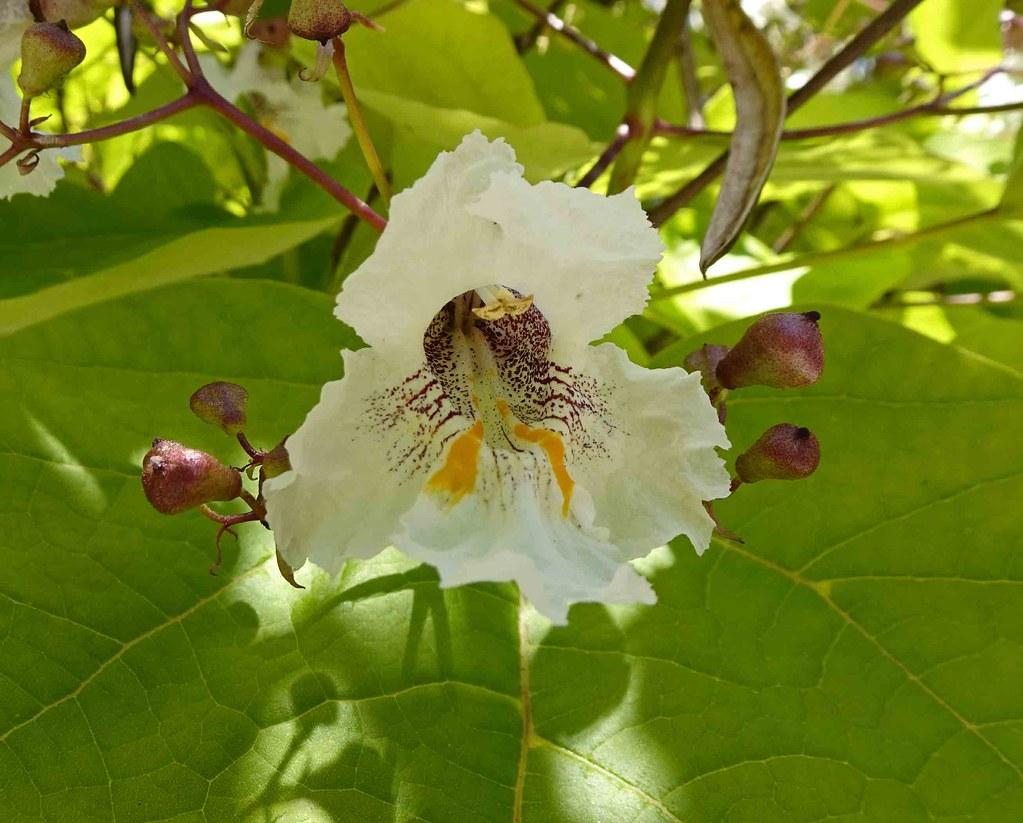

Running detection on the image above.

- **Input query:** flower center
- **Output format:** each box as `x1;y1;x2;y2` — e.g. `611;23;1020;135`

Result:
419;286;597;516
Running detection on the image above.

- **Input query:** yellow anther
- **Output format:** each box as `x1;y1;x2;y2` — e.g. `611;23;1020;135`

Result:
472;287;534;321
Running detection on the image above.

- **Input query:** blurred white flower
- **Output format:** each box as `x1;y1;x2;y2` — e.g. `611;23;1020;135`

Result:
0;76;81;200
265;132;731;623
201;43;350;210
0;0;31;68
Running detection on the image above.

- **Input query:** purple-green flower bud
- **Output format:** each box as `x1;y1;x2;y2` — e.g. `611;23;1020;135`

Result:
189;382;248;435
716;311;824;390
735;424;820;483
142;439;242;514
17;22;86;98
261;438;291;479
684;343;730;393
288;0;351;42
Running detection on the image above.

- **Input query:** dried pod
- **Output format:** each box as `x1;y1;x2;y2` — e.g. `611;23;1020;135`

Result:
735;424;820;483
142;439;242;514
17;22;86;98
716;311;824;390
189;382;248;435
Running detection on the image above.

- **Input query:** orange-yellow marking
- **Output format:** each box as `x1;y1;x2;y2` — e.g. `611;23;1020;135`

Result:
513;423;575;517
426;421;484;506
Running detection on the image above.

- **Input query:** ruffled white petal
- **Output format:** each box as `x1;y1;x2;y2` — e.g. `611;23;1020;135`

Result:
337;131;664;359
564;343;731;556
1;0;31;68
264;347;467;573
0;80;81;200
397;465;655;625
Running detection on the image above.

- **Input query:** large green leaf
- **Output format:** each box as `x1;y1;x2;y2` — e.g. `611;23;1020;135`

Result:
0;143;356;337
2;278;1022;821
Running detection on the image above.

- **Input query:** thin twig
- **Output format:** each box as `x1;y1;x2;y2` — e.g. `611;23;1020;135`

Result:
0;144;21;169
196;79;387;230
332;37;391;204
515;0;565;54
18;98;31;134
509;0;635;81
773;184;835;252
654;98;1023;140
609;0;690;192
872;288;1017;308
576;123;630;188
129;0;193;85
676;11;704;128
650;207;1004;300
648;0;926;226
177;0;203;76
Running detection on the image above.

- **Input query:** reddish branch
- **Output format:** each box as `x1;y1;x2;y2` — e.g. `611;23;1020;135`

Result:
647;0;928;226
0;0;386;232
509;0;635;81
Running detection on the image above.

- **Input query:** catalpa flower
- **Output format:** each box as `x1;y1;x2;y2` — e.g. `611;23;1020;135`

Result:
264;132;730;622
201;43;350;210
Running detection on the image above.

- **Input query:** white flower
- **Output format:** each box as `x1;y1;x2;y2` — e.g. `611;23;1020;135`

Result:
200;44;350;211
0;77;81;200
264;132;731;623
0;0;31;68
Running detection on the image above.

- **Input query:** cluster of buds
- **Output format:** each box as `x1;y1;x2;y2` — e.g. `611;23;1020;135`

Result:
687;312;824;538
141;382;302;587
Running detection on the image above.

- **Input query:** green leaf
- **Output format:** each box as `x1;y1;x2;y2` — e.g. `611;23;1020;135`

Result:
0;145;347;336
357;89;597;184
3;281;1023;821
344;0;547;127
910;0;1004;73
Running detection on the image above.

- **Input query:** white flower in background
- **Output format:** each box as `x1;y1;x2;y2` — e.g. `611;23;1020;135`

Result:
201;43;350;210
0;77;81;200
265;132;731;623
0;0;31;68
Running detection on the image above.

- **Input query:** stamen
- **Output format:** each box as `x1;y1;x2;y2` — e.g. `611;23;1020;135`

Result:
299;40;335;82
472;285;534;321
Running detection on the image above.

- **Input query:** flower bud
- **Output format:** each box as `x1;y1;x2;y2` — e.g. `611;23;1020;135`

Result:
261;438;291;479
189;382;248;435
735;424;820;483
684;343;730;393
716;311;824;390
17;22;86;98
288;0;351;42
32;0;112;29
142;439;242;514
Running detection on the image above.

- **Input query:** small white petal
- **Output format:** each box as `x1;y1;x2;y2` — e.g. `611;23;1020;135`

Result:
0;80;81;200
565;343;731;556
264;346;467;573
1;1;31;68
337;130;664;359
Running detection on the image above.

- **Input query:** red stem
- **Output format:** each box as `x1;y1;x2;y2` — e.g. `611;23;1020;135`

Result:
576;123;631;189
648;0;927;226
193;80;387;230
31;96;199;147
510;0;635;81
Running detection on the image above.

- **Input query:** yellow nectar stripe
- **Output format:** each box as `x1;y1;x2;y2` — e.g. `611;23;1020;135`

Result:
427;421;485;506
513;423;575;518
